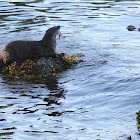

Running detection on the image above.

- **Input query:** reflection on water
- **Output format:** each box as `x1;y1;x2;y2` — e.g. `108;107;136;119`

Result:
0;76;66;139
0;0;140;139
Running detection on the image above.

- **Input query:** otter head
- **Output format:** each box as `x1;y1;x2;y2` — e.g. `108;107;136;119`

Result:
46;26;61;40
42;26;61;52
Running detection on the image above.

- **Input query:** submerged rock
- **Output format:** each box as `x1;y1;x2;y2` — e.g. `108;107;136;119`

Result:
2;52;84;80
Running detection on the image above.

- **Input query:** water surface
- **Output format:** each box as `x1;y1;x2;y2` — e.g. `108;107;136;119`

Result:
0;0;140;139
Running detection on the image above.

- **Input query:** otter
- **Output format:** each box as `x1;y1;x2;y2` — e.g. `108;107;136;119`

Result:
0;26;62;68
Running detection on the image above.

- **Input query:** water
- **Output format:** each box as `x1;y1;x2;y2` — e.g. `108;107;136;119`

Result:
0;0;140;139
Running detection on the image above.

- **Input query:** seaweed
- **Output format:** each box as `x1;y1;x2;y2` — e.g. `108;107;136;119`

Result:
2;52;84;80
136;111;140;132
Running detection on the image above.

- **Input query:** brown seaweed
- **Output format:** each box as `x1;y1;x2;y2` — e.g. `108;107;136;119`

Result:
2;52;84;81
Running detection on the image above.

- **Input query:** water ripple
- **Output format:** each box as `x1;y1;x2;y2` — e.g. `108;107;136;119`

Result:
0;0;140;140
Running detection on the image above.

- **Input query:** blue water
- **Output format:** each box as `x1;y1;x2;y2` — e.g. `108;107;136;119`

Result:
0;0;140;139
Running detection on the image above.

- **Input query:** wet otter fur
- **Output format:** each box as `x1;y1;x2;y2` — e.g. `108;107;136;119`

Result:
0;26;61;68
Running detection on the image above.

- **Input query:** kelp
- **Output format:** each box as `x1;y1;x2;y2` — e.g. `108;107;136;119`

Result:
2;52;84;80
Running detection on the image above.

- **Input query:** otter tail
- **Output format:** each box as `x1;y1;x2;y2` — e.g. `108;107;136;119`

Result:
0;58;4;70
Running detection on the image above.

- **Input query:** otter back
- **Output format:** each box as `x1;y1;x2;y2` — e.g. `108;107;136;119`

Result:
0;40;54;65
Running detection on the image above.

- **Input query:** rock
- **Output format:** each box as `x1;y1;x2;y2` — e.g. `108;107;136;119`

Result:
2;52;84;81
138;28;140;32
136;111;140;132
127;25;136;31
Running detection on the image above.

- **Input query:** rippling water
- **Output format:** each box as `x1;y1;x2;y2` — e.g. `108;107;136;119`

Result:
0;0;140;139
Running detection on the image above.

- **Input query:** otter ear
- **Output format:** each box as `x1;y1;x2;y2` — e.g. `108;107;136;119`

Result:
45;30;50;34
46;29;49;32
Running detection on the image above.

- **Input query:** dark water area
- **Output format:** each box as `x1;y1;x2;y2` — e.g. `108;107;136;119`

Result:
0;0;140;139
